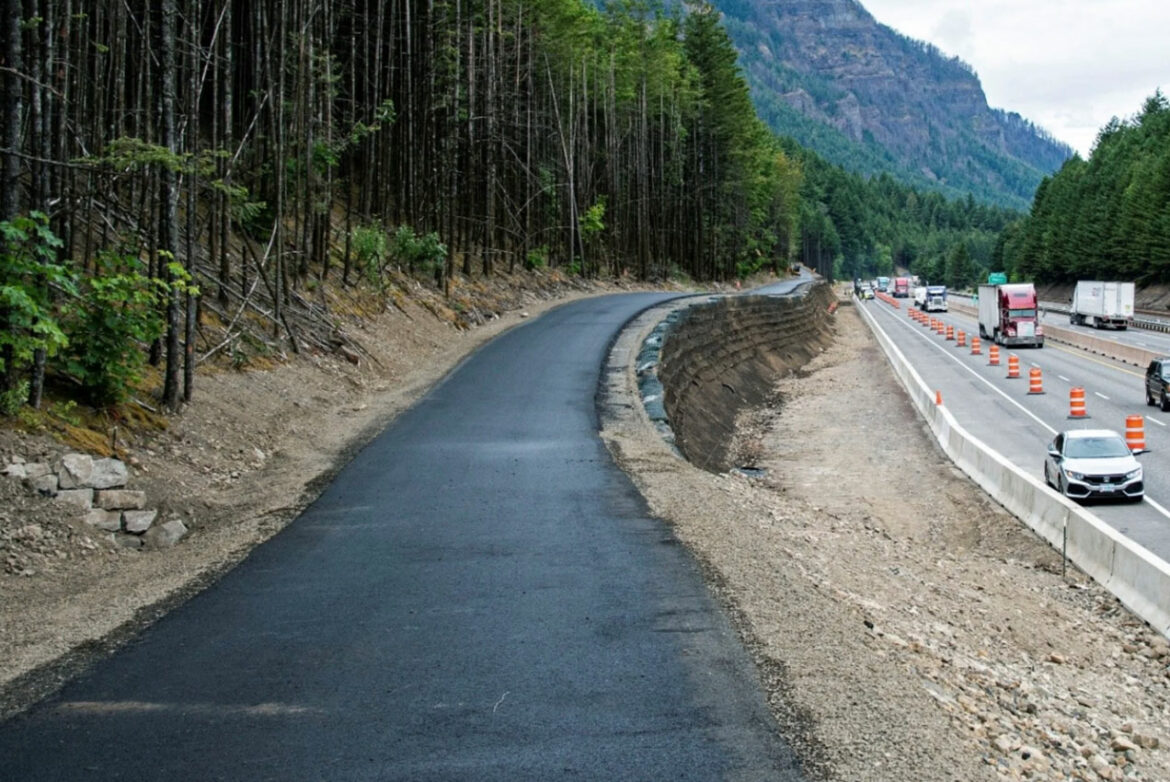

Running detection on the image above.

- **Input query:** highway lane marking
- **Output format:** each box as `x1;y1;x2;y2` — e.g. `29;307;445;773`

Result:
876;307;1056;436
872;307;1170;524
1058;375;1071;382
1147;497;1170;518
1095;392;1110;400
1044;341;1145;378
1147;417;1166;427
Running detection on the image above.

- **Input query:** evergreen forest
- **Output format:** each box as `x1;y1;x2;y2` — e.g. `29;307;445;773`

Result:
0;0;1019;413
999;92;1170;285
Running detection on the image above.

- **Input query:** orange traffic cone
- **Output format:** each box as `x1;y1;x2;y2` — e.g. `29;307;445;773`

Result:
946;325;954;341
1068;387;1089;418
956;330;966;347
1126;415;1146;451
1006;353;1019;378
1028;366;1045;395
935;390;942;406
988;344;1000;366
970;336;982;355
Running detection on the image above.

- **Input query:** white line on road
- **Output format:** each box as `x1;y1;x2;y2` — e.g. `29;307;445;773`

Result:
1147;416;1167;427
1059;375;1071;382
1095;392;1110;400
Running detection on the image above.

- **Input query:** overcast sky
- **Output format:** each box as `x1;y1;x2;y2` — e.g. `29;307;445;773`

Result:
860;0;1169;158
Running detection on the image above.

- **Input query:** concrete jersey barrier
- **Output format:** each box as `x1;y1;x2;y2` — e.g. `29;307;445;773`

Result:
856;298;1170;638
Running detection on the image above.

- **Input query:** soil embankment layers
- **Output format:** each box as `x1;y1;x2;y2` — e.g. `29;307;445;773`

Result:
657;283;837;472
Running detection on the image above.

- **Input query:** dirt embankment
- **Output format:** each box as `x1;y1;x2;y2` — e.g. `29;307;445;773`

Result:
657;283;836;472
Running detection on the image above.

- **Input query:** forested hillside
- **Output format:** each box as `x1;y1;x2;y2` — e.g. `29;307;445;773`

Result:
0;0;1018;416
998;92;1170;284
790;141;1019;287
0;0;806;412
714;0;1073;210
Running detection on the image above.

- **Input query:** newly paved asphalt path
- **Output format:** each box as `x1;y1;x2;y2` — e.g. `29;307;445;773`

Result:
0;293;804;780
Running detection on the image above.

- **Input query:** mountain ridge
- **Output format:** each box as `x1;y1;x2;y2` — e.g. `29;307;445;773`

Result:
712;0;1073;208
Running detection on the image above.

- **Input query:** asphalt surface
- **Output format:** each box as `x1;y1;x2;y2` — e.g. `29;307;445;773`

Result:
861;298;1170;558
0;293;804;780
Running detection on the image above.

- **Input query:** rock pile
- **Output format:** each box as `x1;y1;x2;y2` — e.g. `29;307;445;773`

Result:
2;453;187;550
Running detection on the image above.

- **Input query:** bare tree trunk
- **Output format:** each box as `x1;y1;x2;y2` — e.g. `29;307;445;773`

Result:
159;0;182;410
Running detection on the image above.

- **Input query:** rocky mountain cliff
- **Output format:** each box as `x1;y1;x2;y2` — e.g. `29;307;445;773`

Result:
713;0;1073;209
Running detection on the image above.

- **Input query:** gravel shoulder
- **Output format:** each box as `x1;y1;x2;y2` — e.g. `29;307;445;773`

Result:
3;283;1170;781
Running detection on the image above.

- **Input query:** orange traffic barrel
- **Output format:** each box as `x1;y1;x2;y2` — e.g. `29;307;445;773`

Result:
1028;366;1044;394
970;336;982;355
1006;353;1019;378
935;390;942;406
946;325;954;341
956;330;967;347
988;344;1000;365
1068;387;1089;418
1126;415;1146;451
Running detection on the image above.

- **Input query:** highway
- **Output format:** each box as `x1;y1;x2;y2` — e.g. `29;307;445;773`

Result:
860;296;1170;559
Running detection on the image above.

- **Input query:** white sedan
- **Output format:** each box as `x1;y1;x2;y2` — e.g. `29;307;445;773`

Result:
1043;429;1145;502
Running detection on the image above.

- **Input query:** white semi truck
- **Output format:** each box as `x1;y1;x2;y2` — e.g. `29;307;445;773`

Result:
1070;281;1134;329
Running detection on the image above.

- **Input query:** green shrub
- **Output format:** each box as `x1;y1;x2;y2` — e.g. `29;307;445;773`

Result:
61;251;170;406
524;246;548;271
0;212;75;412
390;225;447;274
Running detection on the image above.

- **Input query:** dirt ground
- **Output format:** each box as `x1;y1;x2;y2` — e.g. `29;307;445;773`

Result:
3;281;1170;781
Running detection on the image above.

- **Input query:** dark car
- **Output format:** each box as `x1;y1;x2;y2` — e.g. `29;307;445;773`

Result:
1146;358;1170;411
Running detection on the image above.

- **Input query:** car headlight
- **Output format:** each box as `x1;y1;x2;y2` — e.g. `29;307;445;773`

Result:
1064;469;1084;481
1126;467;1142;481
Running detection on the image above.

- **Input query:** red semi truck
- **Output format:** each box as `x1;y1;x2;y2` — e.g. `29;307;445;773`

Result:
892;277;910;298
977;282;1044;347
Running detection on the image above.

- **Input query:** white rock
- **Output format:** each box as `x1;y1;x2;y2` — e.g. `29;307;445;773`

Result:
23;462;52;480
83;509;122;532
89;458;129;490
123;509;158;534
54;488;93;509
94;490;146;510
57;453;93;488
145;518;188;548
25;473;59;494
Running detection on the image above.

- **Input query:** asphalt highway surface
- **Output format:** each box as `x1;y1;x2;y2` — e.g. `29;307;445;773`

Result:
860;297;1170;559
0;293;805;780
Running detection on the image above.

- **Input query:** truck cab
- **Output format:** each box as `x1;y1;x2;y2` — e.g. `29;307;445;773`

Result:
978;283;1044;347
923;285;947;312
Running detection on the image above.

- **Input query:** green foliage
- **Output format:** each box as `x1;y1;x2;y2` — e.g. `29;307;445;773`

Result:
578;197;606;240
524;246;549;271
351;224;389;286
390;226;447;274
61;251;170;406
0;213;76;396
87;136;188;172
0;381;30;417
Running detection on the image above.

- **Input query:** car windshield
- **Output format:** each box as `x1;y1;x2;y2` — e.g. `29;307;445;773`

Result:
1065;436;1130;459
